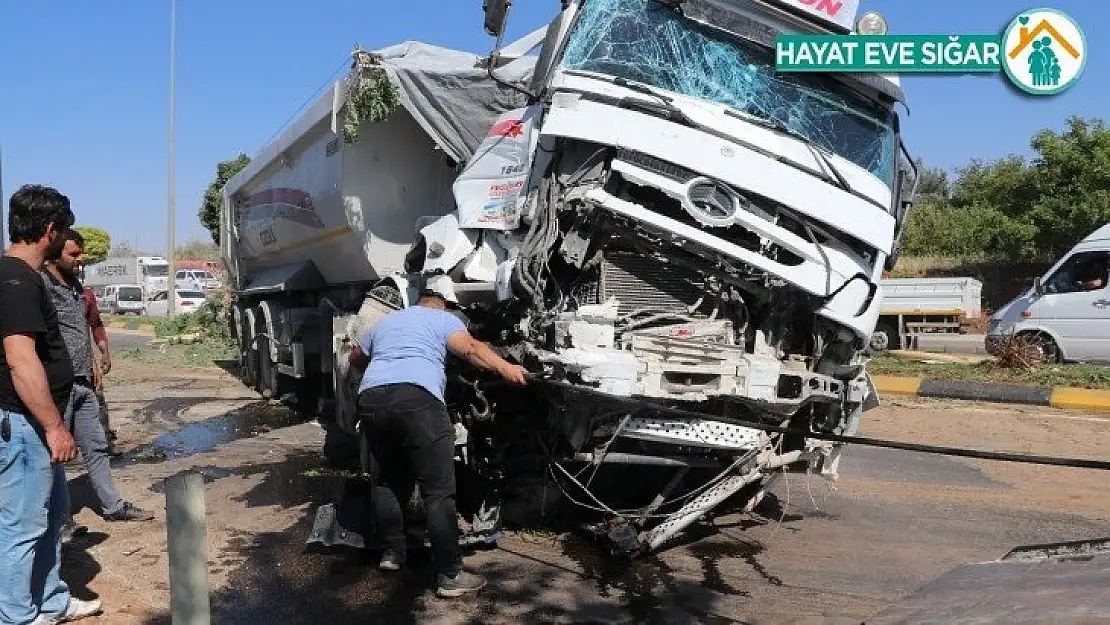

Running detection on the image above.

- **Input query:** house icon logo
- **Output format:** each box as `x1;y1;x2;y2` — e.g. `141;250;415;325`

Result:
1001;8;1086;95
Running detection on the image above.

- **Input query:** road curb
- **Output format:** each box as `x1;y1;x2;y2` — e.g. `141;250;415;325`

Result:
871;375;1110;414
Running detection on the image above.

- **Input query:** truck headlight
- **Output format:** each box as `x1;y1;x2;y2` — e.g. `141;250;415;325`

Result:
856;12;888;35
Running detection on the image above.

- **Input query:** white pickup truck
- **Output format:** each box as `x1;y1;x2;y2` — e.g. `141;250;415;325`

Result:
871;277;983;352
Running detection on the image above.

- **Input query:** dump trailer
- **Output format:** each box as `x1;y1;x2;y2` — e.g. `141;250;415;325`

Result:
223;0;917;555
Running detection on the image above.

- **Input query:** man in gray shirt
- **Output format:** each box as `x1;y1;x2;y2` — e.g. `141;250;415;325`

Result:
43;229;153;524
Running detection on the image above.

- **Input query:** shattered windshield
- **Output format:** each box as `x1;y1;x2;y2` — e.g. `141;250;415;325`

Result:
561;0;896;183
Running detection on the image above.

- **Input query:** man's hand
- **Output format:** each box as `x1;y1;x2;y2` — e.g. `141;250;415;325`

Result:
100;350;112;375
498;363;529;385
44;422;78;463
92;361;104;392
348;345;369;372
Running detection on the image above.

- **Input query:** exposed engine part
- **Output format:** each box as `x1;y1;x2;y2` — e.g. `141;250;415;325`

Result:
591;252;709;318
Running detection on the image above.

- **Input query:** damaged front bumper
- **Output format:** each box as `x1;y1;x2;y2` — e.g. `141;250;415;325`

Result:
540;305;870;410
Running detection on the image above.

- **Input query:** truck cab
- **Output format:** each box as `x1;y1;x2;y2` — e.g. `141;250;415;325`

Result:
413;0;915;423
137;256;170;294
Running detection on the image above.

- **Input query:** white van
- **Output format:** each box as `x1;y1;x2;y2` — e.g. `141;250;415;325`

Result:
98;284;147;315
986;224;1110;363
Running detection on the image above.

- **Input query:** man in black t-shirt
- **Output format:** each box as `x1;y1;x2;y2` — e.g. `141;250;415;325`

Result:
0;185;102;624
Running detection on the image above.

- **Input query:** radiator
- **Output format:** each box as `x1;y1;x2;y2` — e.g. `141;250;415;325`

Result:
596;252;706;317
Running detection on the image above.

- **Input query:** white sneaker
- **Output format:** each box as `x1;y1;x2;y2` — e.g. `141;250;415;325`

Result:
58;597;103;622
26;600;102;625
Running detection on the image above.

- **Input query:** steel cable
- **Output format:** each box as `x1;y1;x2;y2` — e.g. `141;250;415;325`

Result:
518;377;1110;471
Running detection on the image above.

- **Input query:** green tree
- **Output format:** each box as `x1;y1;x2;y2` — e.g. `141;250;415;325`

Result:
176;237;220;260
199;153;251;245
911;159;951;200
901;115;1108;261
1024;116;1110;257
74;227;111;265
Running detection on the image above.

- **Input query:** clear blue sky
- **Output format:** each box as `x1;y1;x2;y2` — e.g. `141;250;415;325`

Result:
1;1;1104;252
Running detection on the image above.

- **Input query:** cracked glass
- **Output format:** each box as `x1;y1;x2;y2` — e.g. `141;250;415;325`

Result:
561;0;896;185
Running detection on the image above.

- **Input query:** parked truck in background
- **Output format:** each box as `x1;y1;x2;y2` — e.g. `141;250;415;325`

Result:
871;277;983;352
222;0;917;555
84;255;171;298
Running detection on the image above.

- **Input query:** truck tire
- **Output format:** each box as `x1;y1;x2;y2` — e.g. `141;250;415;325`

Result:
869;322;898;354
236;307;260;390
256;328;280;398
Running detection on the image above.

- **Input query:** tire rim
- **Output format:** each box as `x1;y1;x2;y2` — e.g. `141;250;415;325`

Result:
870;330;890;352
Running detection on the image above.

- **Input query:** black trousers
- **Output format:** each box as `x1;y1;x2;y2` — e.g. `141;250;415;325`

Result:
358;384;460;577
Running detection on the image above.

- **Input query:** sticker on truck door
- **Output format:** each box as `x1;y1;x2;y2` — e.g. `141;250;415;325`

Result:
453;106;538;230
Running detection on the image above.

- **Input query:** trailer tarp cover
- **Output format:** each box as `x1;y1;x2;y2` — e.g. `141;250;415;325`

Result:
377;42;536;164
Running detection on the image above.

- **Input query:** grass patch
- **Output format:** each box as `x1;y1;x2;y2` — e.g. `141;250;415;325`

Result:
870;356;1110;390
130;446;169;464
109;292;238;369
118;337;237;370
153;296;226;338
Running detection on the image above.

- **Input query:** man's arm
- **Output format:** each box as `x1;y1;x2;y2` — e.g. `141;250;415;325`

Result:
85;288;110;372
3;334;78;462
446;330;527;384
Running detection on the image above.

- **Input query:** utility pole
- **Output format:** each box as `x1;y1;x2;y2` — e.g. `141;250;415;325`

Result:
166;0;177;314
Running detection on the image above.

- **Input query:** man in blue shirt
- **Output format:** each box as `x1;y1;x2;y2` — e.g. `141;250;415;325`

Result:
350;287;526;598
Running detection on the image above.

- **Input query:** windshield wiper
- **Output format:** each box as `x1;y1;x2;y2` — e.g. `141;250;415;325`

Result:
617;94;696;127
725;108;886;211
562;69;697;127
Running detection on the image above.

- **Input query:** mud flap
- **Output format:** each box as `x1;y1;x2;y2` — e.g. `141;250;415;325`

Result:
307;503;367;550
863;373;881;412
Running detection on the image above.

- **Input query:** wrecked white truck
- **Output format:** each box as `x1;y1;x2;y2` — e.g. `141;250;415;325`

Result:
221;0;916;555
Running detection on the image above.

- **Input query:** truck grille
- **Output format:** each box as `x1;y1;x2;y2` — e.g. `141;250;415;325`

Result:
615;148;698;183
595;252;706;316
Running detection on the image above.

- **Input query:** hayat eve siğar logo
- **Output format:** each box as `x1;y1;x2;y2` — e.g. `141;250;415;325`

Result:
1001;8;1086;95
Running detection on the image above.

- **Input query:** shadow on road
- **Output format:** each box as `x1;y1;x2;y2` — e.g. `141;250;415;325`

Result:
212;359;240;377
61;531;109;602
132;450;766;624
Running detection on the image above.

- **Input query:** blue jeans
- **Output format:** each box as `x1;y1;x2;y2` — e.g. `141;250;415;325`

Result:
0;411;71;625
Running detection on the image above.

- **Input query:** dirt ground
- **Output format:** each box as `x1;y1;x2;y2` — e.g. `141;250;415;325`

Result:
62;357;1110;624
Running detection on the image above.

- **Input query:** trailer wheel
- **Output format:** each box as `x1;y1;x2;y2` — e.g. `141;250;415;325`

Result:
368;283;404;311
256;330;279;399
239;308;260;390
869;322;898;353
